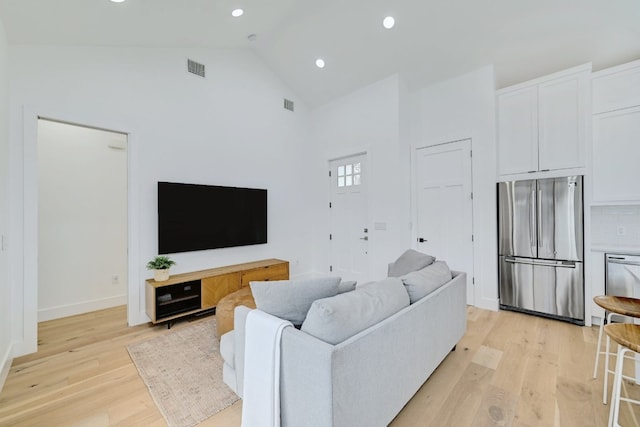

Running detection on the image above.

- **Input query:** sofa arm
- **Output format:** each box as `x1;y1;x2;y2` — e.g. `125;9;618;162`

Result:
233;305;253;398
280;327;335;427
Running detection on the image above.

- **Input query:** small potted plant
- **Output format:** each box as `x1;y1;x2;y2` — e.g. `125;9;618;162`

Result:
146;255;176;282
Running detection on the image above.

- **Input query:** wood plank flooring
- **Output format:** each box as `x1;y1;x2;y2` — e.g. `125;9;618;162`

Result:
1;305;639;426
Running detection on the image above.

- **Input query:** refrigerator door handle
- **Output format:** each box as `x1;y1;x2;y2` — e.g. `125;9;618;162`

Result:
505;257;577;269
537;189;543;247
530;190;536;246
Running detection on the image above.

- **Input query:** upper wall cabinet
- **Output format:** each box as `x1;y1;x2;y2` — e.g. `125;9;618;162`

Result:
592;61;640;114
497;64;590;178
591;60;640;203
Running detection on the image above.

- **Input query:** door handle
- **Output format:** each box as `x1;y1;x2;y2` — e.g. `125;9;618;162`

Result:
530;190;536;246
537;189;542;247
505;258;577;268
608;259;640;266
417;237;427;243
360;236;368;241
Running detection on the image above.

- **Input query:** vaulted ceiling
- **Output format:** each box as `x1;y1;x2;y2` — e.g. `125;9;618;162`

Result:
1;0;639;107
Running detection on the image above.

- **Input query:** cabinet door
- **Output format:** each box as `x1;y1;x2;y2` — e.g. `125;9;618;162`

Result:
240;262;289;286
201;272;241;309
538;74;586;171
592;64;640;114
497;86;538;175
592;106;640;202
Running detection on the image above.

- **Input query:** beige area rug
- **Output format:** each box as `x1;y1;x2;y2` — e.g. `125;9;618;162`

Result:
127;318;239;427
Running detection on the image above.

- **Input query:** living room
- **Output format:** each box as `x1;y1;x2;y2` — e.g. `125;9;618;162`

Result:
1;1;640;426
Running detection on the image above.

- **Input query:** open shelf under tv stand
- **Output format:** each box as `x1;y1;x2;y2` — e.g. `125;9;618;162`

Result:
145;258;289;328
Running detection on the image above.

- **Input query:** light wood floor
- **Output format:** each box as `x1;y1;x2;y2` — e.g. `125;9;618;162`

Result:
1;306;639;426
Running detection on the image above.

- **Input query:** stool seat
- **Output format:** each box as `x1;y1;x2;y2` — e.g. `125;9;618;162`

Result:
605;323;640;353
594;295;640;318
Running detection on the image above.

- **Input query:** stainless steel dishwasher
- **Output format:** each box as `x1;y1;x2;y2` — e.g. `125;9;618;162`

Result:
606;253;640;297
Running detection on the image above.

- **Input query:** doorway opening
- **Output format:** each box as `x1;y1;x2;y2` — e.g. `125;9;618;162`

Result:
37;118;128;322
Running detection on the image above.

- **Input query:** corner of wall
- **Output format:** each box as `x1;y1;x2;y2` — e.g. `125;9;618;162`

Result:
0;343;13;392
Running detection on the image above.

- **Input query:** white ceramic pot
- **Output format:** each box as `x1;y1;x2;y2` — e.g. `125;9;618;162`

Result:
154;269;170;282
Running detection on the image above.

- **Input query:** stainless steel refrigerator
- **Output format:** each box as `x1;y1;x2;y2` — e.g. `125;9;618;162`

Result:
498;176;584;324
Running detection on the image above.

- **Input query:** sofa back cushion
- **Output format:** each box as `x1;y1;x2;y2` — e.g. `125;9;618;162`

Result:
250;277;341;325
400;261;452;303
388;249;436;277
301;277;410;345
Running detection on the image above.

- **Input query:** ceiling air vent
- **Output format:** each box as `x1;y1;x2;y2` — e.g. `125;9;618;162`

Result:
187;59;205;78
284;98;294;112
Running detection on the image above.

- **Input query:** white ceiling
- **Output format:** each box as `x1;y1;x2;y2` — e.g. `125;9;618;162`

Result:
1;0;639;107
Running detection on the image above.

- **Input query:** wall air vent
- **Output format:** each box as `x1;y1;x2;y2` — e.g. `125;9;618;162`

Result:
187;59;206;78
284;98;294;112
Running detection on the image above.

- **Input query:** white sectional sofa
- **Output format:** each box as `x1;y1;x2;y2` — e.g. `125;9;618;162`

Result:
220;269;467;427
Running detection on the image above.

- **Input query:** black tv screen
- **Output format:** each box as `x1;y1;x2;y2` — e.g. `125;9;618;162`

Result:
158;181;267;254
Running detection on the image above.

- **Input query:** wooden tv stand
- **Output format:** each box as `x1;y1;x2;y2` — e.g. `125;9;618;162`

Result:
145;258;289;326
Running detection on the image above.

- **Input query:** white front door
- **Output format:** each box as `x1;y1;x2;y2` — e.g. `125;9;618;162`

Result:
329;154;369;283
415;140;474;304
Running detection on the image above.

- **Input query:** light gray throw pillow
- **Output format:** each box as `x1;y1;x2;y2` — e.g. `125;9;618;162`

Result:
337;280;357;294
388;249;436;277
250;277;341;325
301;277;410;345
400;261;452;303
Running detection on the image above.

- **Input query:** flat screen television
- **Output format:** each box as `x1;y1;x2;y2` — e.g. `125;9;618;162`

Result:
158;181;267;254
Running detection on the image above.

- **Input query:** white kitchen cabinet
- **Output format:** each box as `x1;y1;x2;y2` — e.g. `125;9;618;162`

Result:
592;106;640;203
590;251;605;319
592;60;640;114
538;75;587;171
591;60;640;204
497;86;538;175
497;64;589;177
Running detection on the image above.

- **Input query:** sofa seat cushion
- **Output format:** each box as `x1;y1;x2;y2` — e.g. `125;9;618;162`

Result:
400;261;452;303
216;286;256;338
388;249;436;277
250;277;342;325
301;277;410;345
219;330;235;369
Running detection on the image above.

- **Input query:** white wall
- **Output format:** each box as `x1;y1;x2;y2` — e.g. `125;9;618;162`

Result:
37;120;128;321
0;14;12;389
591;205;640;249
8;46;315;355
413;65;499;310
311;75;410;280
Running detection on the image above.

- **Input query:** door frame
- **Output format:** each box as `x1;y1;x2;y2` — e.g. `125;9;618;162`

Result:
411;138;476;305
327;151;371;281
11;105;140;356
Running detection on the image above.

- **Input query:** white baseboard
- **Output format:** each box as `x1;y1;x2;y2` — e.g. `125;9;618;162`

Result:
476;297;500;312
38;294;127;322
0;344;13;393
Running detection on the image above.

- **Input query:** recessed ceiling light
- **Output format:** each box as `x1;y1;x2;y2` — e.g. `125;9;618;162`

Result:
231;8;244;17
315;59;325;69
383;16;395;29
110;0;126;3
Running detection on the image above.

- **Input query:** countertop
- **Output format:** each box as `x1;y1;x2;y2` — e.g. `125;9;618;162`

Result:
591;245;640;255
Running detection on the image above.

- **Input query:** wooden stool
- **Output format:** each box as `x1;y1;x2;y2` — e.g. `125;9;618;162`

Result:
593;296;640;405
215;286;256;339
604;323;640;427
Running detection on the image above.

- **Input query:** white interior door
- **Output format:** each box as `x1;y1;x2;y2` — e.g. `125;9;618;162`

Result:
329;154;369;283
415;140;474;304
